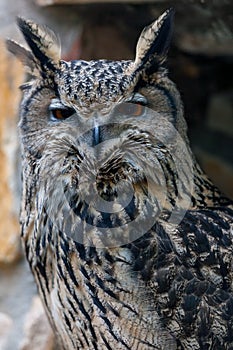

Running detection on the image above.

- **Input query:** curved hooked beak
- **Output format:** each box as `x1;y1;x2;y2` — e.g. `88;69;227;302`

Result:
92;124;101;146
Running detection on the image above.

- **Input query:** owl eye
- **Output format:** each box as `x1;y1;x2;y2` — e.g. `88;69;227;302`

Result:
115;103;145;117
129;103;145;117
50;108;75;121
127;103;144;117
49;99;75;121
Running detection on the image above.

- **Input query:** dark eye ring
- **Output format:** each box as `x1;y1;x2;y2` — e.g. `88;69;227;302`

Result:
49;107;75;121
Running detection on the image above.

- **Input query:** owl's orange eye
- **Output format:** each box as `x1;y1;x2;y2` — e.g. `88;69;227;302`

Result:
49;107;75;121
52;109;64;119
129;103;145;116
115;103;145;117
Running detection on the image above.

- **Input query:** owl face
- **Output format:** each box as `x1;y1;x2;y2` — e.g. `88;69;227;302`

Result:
8;9;194;247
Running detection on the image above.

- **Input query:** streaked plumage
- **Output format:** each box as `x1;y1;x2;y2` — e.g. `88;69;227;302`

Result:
7;9;233;349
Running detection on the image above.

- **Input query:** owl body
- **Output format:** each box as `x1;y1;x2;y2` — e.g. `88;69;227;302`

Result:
8;9;233;349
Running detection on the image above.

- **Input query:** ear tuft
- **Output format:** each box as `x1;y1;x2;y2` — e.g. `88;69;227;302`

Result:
16;17;61;73
134;8;174;75
6;39;38;76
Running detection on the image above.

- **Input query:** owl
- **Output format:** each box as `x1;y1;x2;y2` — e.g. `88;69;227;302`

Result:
7;8;233;350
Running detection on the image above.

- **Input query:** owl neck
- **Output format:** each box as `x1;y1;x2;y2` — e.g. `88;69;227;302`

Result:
153;143;231;225
191;160;231;208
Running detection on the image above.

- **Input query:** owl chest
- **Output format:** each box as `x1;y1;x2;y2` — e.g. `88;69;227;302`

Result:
29;239;176;350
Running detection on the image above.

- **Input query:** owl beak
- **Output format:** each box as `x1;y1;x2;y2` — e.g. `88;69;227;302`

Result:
92;124;101;146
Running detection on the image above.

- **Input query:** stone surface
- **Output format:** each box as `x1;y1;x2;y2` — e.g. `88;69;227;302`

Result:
170;1;233;56
206;92;233;137
0;39;23;264
37;0;167;3
0;260;37;350
194;151;233;200
0;312;13;349
20;296;55;350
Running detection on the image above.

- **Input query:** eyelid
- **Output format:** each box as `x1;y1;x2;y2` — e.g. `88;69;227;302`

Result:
20;82;33;91
129;93;148;106
49;98;68;111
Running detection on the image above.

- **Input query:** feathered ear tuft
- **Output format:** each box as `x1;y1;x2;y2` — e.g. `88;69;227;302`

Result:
133;8;174;75
6;39;38;76
8;17;61;76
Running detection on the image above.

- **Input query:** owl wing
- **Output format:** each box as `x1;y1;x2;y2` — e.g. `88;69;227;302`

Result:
151;205;233;347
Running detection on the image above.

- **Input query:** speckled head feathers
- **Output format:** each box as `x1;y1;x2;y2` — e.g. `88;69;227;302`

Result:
7;9;174;109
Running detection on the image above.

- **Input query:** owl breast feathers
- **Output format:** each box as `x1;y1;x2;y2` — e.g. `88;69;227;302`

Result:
7;8;233;350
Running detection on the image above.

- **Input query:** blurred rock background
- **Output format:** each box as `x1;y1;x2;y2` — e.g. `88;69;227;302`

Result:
0;0;232;349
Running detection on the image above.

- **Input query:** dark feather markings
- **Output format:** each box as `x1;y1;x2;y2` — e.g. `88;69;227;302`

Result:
17;17;57;75
137;8;174;74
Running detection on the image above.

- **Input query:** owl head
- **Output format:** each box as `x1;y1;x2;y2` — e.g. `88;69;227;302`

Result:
7;9;194;247
7;9;185;131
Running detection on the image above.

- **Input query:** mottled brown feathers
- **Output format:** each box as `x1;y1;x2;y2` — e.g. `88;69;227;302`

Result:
8;8;233;350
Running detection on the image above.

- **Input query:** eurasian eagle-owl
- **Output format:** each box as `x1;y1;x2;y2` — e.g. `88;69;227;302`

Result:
7;9;233;350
